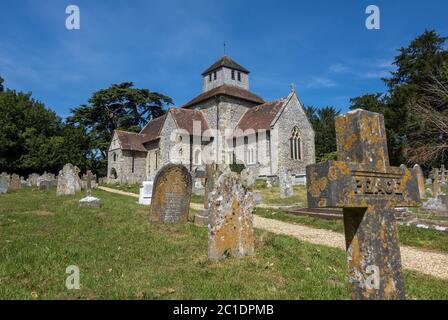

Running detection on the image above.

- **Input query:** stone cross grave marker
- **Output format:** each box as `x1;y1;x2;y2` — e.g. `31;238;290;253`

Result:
149;164;192;224
306;109;420;300
208;169;254;260
86;170;93;195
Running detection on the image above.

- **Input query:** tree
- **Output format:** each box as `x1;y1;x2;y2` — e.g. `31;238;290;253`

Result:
405;64;448;167
67;82;172;164
0;88;89;175
305;106;340;161
0;76;4;92
350;30;448;168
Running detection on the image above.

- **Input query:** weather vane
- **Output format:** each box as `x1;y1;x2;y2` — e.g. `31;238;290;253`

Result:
223;41;226;55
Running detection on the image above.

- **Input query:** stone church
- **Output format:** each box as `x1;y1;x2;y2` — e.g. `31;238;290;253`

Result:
107;55;315;184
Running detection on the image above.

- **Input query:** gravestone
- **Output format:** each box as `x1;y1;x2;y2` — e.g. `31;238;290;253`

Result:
57;164;77;196
193;179;205;196
306;109;420;300
0;173;10;194
413;164;426;200
149;164;192;224
432;169;441;197
208;170;254;260
139;180;154;205
266;180;272;188
241;168;255;188
9;174;21;191
278;167;293;199
204;164;219;210
28;173;39;186
79;170;101;208
74;166;82;192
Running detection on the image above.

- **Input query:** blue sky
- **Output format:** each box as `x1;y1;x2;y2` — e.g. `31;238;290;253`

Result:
1;0;447;118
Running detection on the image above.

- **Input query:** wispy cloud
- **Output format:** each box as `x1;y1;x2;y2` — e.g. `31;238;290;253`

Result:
307;76;337;88
328;63;351;74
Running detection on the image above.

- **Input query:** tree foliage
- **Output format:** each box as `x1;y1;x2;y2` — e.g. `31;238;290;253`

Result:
305;106;340;162
67;82;172;161
350;30;448;169
0;85;90;175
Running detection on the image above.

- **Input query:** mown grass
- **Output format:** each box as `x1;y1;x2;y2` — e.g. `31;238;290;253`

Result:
254;183;306;206
1;187;448;299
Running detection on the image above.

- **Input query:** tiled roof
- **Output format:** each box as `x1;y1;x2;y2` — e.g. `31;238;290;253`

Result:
235;99;285;133
182;84;264;109
169;107;210;135
114;130;147;152
202;55;250;75
140;114;167;143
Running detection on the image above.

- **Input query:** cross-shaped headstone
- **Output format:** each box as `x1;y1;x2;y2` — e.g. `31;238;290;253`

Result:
86;170;94;196
306;109;420;300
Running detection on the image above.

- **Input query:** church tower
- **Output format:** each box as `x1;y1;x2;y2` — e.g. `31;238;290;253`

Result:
202;55;250;92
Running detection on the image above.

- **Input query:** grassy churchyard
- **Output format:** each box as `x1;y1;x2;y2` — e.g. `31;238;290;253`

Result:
1;186;448;300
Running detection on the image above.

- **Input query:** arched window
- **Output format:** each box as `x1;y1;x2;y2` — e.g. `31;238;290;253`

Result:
289;127;302;160
194;149;201;165
113;153;117;162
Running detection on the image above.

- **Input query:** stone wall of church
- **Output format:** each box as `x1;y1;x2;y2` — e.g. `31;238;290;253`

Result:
273;94;315;178
203;67;249;92
107;148;147;184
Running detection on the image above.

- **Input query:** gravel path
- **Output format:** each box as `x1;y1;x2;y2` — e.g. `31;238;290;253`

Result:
99;186;448;280
98;186;139;198
255;215;448;280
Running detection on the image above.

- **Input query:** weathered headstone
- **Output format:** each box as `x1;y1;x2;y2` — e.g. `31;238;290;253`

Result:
204;164;218;210
278;167;293;199
74;166;82;192
57;164;77;196
9;174;21;191
241;168;256;188
208;170;254;260
0;173;10;194
139;180;154;205
149;164;192;224
306;109;420;300
28;173;39;186
432;168;441;197
413;164;426;200
193;179;205;196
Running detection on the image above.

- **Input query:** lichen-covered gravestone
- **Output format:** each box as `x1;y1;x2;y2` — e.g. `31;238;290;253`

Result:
306;109;420;300
278;167;293;199
9;174;21;191
0;173;10;194
208;170;254;260
149;164;192;224
57;164;77;196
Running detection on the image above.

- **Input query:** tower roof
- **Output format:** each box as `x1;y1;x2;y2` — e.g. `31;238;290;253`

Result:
182;84;264;109
202;55;250;75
